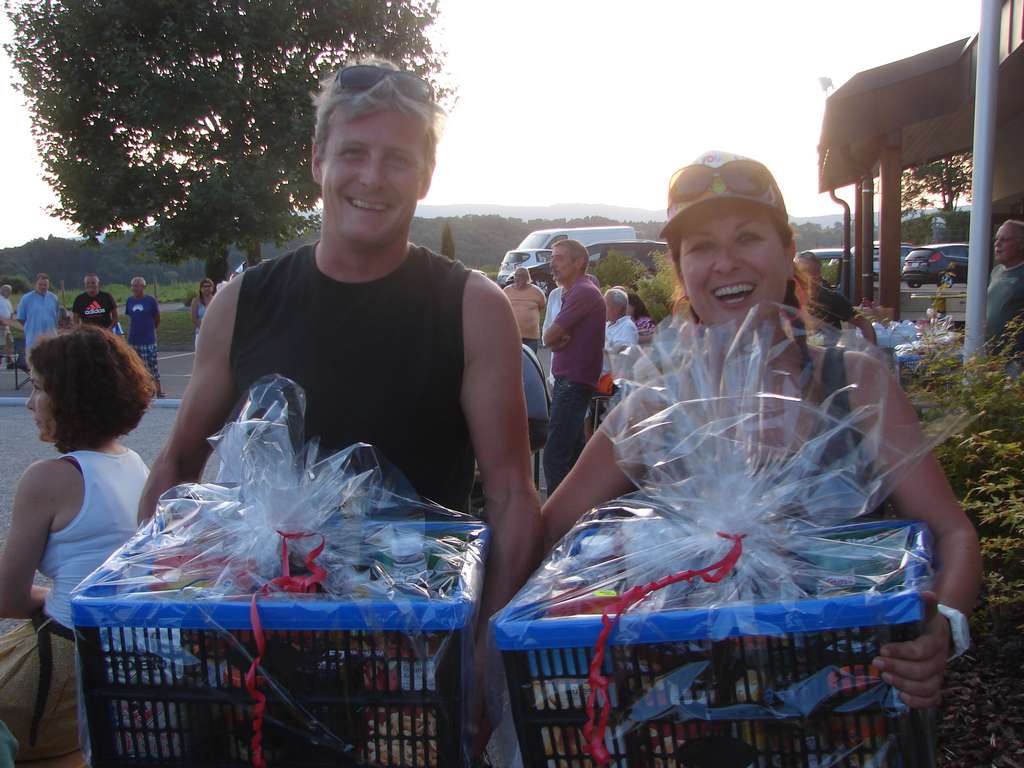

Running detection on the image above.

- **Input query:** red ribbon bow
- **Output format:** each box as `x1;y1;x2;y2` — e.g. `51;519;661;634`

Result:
246;531;327;768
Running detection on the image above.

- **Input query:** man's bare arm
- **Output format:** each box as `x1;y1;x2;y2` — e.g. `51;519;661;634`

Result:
137;281;241;522
461;272;543;622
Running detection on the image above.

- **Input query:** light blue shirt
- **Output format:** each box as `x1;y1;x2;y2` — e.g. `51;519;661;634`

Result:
16;290;60;354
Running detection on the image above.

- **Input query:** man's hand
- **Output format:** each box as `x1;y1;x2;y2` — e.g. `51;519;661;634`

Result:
873;591;951;708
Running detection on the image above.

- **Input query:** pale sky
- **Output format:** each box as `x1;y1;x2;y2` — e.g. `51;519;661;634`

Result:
0;0;981;248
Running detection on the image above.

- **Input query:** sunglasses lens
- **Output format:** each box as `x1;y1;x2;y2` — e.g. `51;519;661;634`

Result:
336;66;432;103
720;161;771;196
391;72;433;102
669;166;714;204
336;65;385;90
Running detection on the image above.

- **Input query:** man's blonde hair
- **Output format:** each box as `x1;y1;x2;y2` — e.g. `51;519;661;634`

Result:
312;57;446;175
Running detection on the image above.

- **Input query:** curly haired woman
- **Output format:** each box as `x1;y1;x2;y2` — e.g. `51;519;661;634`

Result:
0;326;152;760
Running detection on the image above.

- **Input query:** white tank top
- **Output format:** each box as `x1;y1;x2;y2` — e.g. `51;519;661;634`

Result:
39;448;149;627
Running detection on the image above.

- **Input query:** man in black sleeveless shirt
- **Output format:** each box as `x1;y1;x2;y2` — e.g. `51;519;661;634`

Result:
138;60;542;739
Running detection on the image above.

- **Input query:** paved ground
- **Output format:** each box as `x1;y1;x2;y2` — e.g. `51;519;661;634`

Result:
1;346;197;397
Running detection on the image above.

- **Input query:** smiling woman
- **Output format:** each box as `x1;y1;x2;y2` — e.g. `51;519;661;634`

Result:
540;149;982;720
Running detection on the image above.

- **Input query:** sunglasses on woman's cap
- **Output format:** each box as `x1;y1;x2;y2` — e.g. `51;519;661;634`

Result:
661;152;787;239
335;65;434;103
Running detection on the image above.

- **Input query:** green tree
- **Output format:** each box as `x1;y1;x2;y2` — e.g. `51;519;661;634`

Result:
440;221;456;260
591;248;644;289
636;253;677;323
901;153;973;214
6;0;444;267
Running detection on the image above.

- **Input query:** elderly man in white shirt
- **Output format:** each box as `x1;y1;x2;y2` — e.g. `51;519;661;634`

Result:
603;287;638;370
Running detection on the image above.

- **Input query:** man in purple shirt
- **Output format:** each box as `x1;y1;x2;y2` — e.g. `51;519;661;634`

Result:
541;239;605;494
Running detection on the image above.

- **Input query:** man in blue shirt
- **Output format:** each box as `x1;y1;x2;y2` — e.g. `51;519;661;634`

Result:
125;276;164;397
15;273;60;360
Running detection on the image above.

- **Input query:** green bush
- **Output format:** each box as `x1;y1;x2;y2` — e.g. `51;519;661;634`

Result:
906;327;1024;634
592;248;645;290
637;253;677;323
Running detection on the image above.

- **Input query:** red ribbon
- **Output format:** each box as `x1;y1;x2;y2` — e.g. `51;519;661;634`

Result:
581;532;745;765
245;531;327;768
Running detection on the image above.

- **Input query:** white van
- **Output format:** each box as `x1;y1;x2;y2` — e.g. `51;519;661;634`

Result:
497;225;636;287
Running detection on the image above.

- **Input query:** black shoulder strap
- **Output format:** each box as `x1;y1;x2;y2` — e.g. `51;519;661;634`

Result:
822;346;851;418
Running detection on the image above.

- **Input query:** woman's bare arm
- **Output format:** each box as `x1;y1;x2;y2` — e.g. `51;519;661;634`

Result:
541;431;632;552
0;459;82;618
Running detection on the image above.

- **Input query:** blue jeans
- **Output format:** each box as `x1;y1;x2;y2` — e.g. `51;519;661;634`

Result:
543;377;594;495
522;337;539;354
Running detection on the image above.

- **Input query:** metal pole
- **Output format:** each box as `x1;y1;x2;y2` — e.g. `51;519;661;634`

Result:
861;178;875;302
829;188;852;299
964;0;1001;358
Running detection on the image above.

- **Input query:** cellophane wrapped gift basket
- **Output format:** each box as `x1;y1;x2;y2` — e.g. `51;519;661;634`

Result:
493;306;966;768
71;376;489;768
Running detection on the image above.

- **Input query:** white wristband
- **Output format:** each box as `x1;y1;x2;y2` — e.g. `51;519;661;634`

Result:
937;603;971;660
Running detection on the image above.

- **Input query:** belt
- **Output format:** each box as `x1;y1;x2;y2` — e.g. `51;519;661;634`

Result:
29;613;75;747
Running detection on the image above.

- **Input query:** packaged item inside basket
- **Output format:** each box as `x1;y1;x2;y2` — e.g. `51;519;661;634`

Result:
494;304;967;767
72;375;489;768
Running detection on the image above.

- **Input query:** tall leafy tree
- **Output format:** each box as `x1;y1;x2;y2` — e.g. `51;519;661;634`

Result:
6;0;444;268
901;153;973;214
440;221;455;260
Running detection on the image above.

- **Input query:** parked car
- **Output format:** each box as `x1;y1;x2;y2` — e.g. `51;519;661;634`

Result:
874;244;916;277
901;243;970;287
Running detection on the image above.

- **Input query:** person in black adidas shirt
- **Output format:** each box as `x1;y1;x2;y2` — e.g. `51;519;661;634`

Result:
71;274;118;330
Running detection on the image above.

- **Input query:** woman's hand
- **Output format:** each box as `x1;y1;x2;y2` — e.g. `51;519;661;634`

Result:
873;591;951;708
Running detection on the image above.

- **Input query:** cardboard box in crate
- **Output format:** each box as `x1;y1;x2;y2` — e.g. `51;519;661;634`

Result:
492;521;934;767
72;522;488;768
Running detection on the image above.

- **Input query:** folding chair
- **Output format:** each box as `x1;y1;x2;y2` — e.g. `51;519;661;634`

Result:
522;344;551;489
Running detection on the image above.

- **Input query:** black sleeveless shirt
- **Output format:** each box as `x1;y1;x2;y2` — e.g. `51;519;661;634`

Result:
230;244;475;511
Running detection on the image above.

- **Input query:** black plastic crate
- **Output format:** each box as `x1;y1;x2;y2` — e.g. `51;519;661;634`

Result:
500;622;932;767
76;624;465;767
493;521;935;767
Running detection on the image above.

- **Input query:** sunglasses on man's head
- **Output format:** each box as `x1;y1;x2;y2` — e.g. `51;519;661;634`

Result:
668;160;774;205
335;65;433;103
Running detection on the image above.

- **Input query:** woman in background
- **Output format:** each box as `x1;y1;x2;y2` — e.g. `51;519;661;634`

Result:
191;277;216;348
622;288;656;344
0;326;152;761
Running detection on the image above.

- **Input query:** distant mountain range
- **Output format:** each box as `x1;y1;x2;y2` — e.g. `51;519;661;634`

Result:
415;202;845;228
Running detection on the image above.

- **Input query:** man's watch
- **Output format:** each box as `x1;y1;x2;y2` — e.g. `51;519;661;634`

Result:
937;604;971;660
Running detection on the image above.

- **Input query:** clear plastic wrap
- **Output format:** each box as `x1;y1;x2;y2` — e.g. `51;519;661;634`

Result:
494;305;966;767
71;376;488;768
